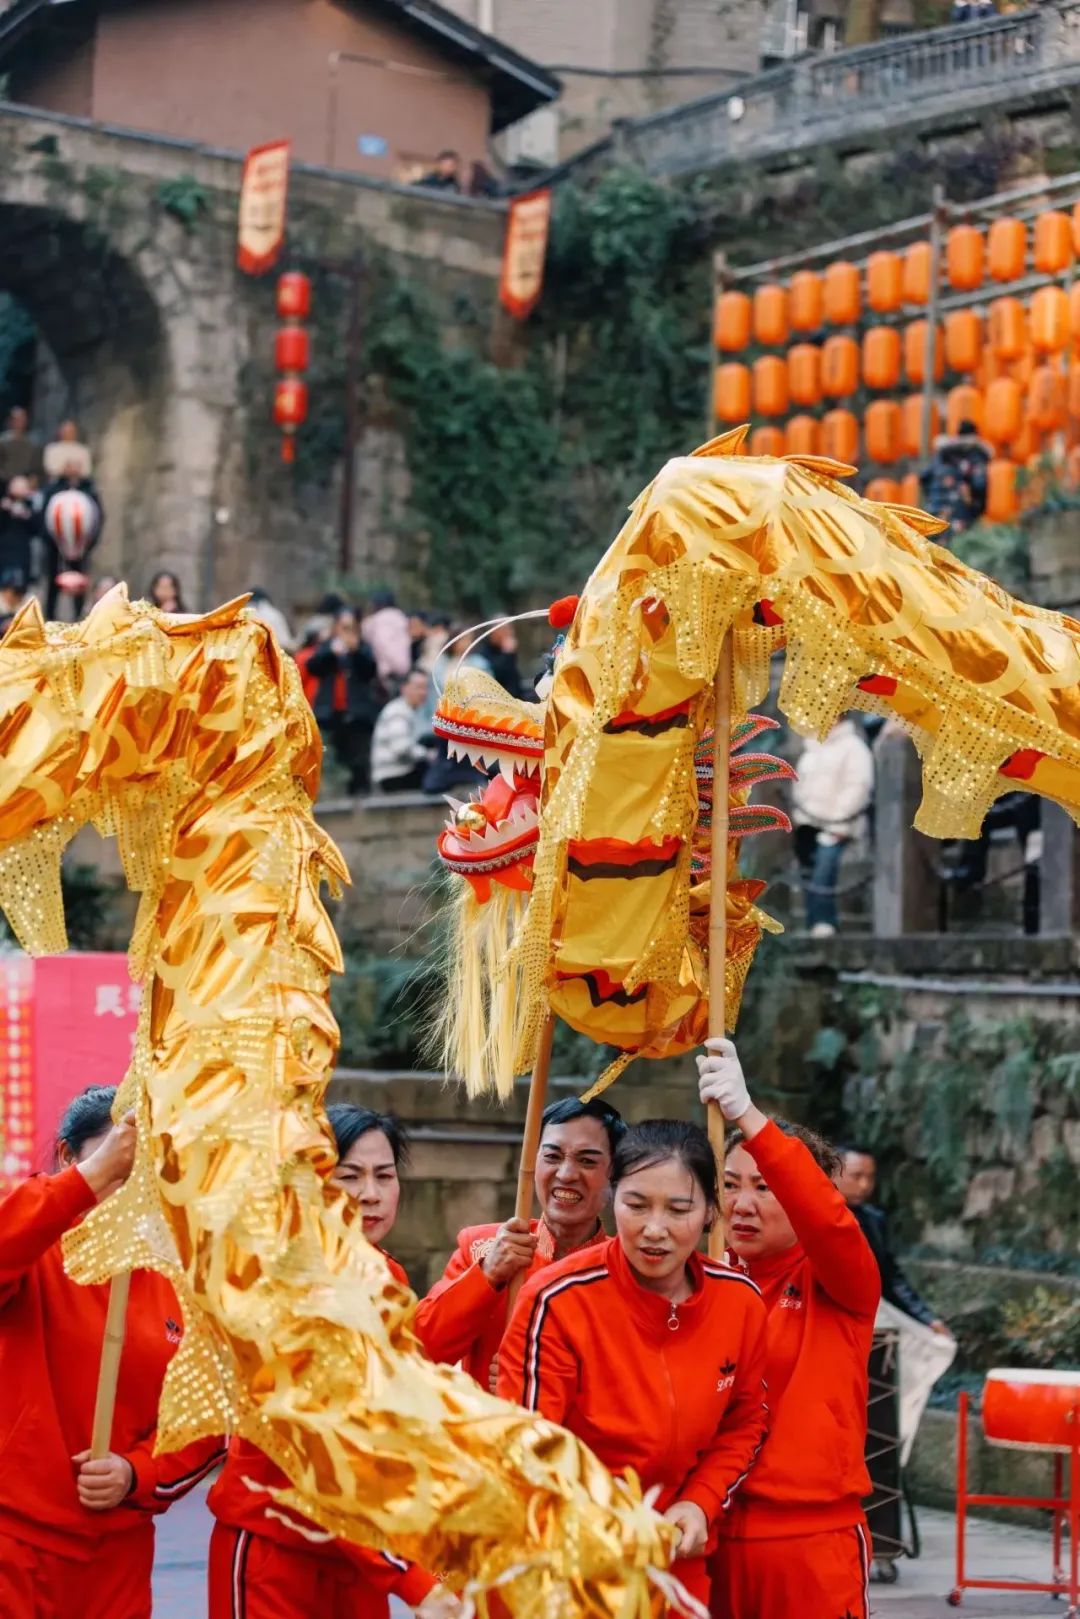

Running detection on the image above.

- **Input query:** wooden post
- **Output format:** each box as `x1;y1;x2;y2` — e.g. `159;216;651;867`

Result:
705;251;726;439
919;185;946;461
707;635;733;1260
507;1014;555;1309
90;1272;131;1459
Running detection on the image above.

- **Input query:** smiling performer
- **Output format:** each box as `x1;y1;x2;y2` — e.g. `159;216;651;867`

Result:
416;1096;624;1391
697;1040;880;1619
208;1106;455;1619
498;1118;767;1608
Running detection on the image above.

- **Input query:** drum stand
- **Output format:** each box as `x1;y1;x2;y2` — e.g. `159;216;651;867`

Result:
949;1390;1080;1614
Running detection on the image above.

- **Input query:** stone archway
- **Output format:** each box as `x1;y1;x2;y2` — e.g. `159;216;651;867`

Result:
0;200;170;591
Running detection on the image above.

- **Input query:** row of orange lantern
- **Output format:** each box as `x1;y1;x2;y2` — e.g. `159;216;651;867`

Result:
733;370;1077;465
841;460;1029;523
716;210;1080;350
716;289;1080;379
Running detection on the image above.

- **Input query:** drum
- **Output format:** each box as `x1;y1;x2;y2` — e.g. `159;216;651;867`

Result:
983;1367;1080;1452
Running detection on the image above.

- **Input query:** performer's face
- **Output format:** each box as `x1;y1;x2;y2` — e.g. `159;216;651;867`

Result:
613;1156;712;1291
535;1117;611;1231
330;1128;401;1247
837;1151;876;1207
722;1145;798;1260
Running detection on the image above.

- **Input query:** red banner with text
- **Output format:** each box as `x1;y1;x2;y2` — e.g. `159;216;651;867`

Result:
499;188;552;321
237;138;291;275
0;954;140;1192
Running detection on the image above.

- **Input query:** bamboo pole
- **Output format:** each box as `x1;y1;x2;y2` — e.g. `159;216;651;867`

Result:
90;1272;132;1459
507;1013;555;1310
707;635;734;1261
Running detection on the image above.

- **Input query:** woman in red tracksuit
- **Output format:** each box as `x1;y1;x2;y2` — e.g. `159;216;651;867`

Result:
697;1038;882;1619
0;1085;225;1619
498;1118;769;1608
208;1105;456;1619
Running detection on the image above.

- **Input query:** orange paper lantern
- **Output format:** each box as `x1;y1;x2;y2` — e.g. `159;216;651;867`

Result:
789;271;823;333
989;297;1027;361
904;320;944;385
753;284;789;347
1068;361;1080;421
987;217;1026;283
985;458;1019;522
750;425;786;457
785;415;821;457
1031;285;1070;354
984;376;1023;447
752;355;789;417
865;400;900;463
1034;211;1073;275
788;344;822;407
946;224;984;291
865;477;901;503
900;393;939;457
1029;364;1067;433
714;362;751;421
902;241;932;305
945;384;984;436
862;326;902;391
822;408;859;464
715;291;751;352
276;272;312;320
899;471;921;507
822;334;859;397
823;261;861;325
944;310;982;375
866;252;903;314
1070;283;1080;348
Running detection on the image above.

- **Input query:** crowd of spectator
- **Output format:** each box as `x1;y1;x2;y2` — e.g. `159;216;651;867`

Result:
0;406;103;629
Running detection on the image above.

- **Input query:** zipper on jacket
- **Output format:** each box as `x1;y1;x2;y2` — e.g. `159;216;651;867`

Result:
667;1299;680;1331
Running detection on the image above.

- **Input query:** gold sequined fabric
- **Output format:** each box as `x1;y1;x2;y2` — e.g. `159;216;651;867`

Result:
508;430;1080;1079
0;587;681;1618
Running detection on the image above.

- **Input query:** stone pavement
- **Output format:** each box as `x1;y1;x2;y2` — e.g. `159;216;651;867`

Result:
155;1489;1071;1618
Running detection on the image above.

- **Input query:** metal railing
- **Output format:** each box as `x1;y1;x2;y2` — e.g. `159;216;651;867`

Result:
565;5;1080;183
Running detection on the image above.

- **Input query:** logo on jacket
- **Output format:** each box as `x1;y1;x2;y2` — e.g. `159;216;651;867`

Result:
165;1316;183;1345
780;1283;803;1311
716;1358;738;1392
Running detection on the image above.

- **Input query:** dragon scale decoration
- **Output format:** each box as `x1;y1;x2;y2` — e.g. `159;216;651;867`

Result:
434;429;1080;1097
0;585;692;1619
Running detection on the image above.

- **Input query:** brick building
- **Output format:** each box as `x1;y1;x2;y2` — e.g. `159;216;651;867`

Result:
0;0;558;185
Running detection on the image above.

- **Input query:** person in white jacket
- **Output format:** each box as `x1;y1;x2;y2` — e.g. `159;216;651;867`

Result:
791;716;874;936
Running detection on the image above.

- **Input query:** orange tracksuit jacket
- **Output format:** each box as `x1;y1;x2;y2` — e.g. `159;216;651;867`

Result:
708;1121;881;1619
207;1249;436;1618
497;1236;769;1601
416;1218;606;1388
0;1169;225;1613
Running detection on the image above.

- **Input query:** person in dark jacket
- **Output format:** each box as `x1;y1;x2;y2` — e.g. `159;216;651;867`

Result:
0;475;37;594
919;419;991;534
306;607;383;793
485;622;524;699
837;1147;951;1334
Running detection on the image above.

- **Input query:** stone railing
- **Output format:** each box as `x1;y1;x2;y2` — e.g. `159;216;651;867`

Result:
564;5;1080;182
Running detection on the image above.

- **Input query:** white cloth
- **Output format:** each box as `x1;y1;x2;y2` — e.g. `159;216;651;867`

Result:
43;440;93;480
876;1298;957;1465
371;696;428;786
792;719;875;840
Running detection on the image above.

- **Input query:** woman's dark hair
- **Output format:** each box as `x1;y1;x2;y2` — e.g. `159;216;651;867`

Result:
612;1119;718;1207
325;1104;410;1168
726;1118;842;1180
56;1085;117;1161
147;569;186;610
541;1095;626;1156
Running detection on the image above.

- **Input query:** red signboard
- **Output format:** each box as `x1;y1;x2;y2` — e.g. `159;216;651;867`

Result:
499;188;552;321
0;954;140;1191
237;139;291;275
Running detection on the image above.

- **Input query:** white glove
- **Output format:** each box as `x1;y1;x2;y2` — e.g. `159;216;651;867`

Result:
696;1037;752;1120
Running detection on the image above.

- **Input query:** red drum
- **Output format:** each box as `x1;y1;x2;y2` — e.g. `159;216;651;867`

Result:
982;1368;1080;1452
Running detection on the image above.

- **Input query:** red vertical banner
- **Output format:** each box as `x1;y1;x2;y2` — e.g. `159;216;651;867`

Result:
237;138;291;275
0;957;34;1192
0;954;141;1191
499;188;553;321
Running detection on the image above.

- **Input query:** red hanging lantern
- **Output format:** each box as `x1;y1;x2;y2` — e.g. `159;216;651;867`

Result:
275;326;310;372
273;379;309;463
277;271;312;320
274;271;313;464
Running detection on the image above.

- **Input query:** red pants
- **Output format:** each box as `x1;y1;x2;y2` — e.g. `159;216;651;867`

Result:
0;1525;154;1619
709;1522;871;1619
209;1523;391;1619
